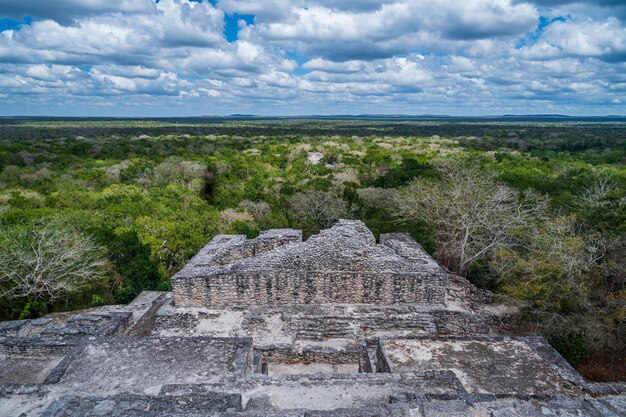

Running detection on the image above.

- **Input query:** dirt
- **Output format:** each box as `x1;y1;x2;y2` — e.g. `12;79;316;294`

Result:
576;351;626;382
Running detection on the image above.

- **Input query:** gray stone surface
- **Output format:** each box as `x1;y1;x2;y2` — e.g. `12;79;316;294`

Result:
0;337;77;385
154;303;490;347
382;336;581;396
58;337;253;393
0;222;624;416
41;392;243;417
0;310;131;338
172;220;447;307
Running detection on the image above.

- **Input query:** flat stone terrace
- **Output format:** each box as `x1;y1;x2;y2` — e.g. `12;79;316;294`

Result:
380;336;585;396
1;222;625;416
56;336;253;393
1;294;625;416
172;220;448;307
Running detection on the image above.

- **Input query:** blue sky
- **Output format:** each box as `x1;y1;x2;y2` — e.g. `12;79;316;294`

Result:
0;0;624;116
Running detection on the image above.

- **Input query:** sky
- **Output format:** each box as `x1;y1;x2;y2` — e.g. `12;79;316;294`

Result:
0;0;625;116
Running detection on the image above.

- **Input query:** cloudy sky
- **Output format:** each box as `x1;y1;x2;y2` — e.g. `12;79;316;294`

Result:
0;0;625;116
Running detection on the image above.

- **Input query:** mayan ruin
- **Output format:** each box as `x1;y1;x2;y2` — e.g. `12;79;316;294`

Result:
1;220;625;416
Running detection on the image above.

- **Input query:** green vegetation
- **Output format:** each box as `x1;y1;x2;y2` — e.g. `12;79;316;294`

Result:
0;117;624;378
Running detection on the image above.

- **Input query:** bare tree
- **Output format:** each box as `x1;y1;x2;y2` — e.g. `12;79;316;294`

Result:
141;157;206;190
219;209;256;232
0;222;107;302
394;159;547;275
491;215;612;364
239;200;271;221
493;215;605;297
577;168;622;209
357;187;398;210
288;190;349;229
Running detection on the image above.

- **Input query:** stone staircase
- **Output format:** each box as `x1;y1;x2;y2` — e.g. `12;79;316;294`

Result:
292;316;354;340
41;392;242;417
388;390;626;417
40;388;626;417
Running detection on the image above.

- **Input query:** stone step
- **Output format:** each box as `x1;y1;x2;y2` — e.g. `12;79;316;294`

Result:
217;405;411;417
390;392;617;417
158;372;462;413
41;392;242;417
60;395;609;417
37;392;626;417
44;402;412;417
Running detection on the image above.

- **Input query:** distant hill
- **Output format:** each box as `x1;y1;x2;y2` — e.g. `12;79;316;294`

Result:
1;114;626;123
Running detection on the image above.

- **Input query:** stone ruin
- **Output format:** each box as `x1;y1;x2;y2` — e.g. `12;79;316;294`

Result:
1;220;625;416
171;221;447;307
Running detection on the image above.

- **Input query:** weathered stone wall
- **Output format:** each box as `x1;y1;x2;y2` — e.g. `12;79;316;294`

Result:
173;269;447;307
0;338;74;358
259;345;366;366
172;221;448;308
184;229;302;269
3;283;625;417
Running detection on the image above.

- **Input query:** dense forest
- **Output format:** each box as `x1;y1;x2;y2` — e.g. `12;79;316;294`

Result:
0;117;624;381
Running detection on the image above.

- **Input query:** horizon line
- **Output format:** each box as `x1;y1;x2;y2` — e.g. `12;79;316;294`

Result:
2;114;626;119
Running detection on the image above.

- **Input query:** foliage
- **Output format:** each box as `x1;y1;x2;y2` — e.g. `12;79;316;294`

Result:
105;229;164;304
288;190;350;231
0;117;624;376
495;216;602;307
394;158;548;275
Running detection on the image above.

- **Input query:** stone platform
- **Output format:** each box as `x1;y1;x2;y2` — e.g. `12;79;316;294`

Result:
1;221;625;416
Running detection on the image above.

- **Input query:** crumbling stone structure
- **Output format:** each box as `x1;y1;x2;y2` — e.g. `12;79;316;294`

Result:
172;221;447;307
1;221;625;416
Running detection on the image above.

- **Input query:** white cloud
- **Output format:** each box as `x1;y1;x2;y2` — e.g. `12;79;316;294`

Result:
541;17;626;60
450;56;476;72
0;0;156;22
0;0;227;66
0;0;624;115
518;16;626;64
217;0;293;21
243;0;538;61
302;59;367;73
